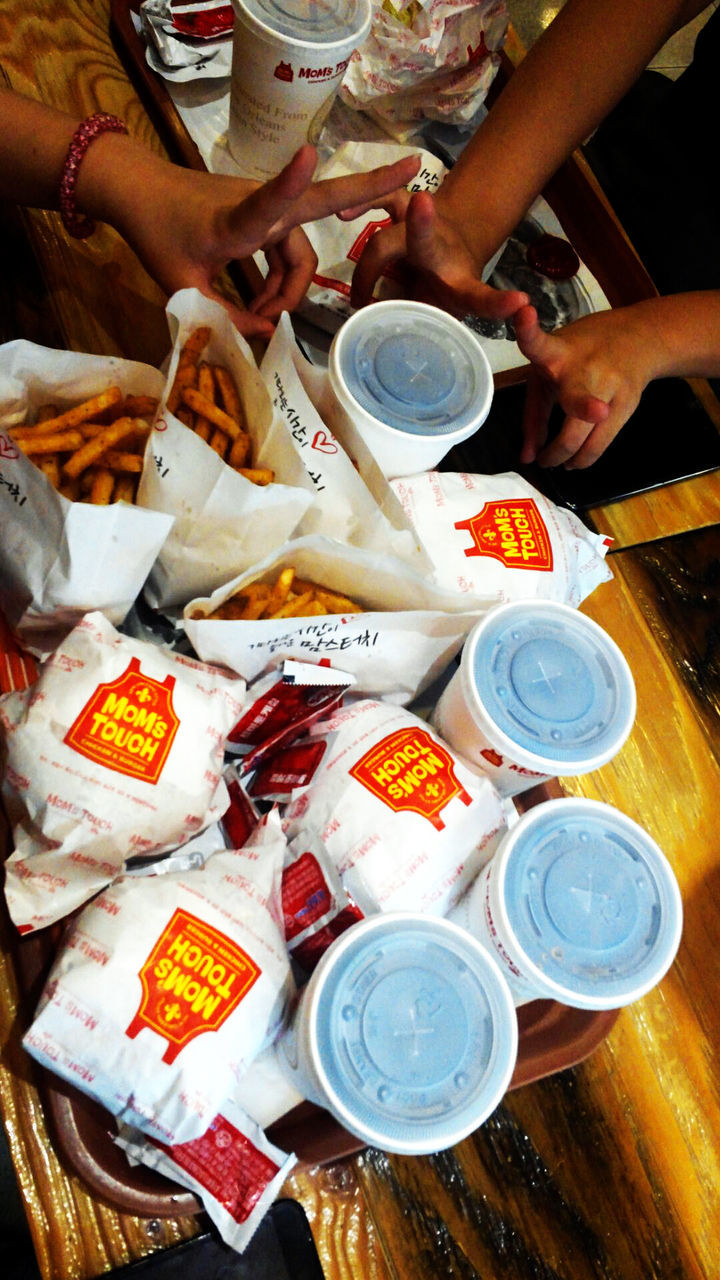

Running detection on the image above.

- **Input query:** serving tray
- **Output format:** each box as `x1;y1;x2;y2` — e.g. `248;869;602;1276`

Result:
4;778;619;1218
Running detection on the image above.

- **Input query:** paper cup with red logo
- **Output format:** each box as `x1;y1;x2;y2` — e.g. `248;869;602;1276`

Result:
431;600;636;797
448;798;683;1009
326;300;494;480
227;0;372;180
277;912;518;1154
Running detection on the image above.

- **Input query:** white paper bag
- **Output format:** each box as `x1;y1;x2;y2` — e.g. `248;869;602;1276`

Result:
0;340;173;654
139;291;313;609
184;534;493;703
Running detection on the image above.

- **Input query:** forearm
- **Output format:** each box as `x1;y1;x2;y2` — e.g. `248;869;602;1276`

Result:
440;0;709;261
631;292;720;381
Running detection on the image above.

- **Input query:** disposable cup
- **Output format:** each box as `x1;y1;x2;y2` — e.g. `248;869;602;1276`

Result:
431;600;636;797
448;797;683;1008
277;912;518;1154
228;0;371;179
327;300;494;479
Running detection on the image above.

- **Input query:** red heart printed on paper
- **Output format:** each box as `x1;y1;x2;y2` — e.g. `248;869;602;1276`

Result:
0;434;20;460
311;430;338;455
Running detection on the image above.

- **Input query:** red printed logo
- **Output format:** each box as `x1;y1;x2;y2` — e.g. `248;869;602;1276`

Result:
126;908;261;1063
349;727;472;830
274;60;293;82
454;500;553;571
63;657;179;784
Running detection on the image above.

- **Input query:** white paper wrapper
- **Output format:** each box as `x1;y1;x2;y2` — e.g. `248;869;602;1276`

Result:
341;0;508;127
390;470;613;607
0;341;173;654
23;813;293;1144
183;534;492;704
117;1103;296;1254
259;315;430;570
1;611;246;932
282;698;508;917
139;290;313;609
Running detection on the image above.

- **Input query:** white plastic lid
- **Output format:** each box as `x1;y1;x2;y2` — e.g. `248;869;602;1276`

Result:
238;0;369;43
499;798;683;1006
332;300;493;437
309;913;517;1153
466;601;636;770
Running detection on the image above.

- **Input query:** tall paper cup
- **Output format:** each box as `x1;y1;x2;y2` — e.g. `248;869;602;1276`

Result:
431;600;636;797
228;0;371;179
449;798;683;1008
277;912;518;1154
327;300;494;479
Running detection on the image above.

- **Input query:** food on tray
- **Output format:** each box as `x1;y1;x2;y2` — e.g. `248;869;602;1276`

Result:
191;567;364;621
166;327;274;485
7;387;158;503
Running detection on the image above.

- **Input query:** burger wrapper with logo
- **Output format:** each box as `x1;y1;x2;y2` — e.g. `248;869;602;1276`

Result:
0;611;246;934
258;314;429;572
282;698;508;918
390;470;613;607
116;1099;296;1254
183;533;494;705
23;813;293;1145
0;340;173;656
139;290;313;611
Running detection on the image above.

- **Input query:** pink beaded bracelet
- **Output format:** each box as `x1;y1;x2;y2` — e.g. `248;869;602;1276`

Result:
59;112;128;239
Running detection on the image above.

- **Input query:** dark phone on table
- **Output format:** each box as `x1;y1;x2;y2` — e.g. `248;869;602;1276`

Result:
443;375;720;511
101;1201;324;1280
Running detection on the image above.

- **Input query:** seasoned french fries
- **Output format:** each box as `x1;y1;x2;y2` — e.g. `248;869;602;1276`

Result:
193;569;364;622
8;387;155;504
165;328;273;487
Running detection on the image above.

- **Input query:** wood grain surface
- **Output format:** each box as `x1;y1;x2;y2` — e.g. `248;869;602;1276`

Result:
2;5;720;1279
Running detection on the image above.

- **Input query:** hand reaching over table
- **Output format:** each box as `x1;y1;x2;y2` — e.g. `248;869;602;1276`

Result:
513;293;720;469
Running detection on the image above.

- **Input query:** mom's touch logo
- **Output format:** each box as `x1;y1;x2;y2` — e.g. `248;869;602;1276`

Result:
63;656;179;784
455;499;553;571
349;726;472;830
126;909;261;1063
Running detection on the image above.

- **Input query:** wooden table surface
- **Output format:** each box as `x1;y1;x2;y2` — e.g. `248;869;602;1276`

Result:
2;4;720;1279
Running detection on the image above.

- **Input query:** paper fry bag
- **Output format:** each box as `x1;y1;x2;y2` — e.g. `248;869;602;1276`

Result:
138;290;313;609
183;534;493;704
0;340;173;655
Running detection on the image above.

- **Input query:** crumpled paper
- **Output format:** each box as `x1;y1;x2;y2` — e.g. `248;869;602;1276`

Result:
341;0;509;126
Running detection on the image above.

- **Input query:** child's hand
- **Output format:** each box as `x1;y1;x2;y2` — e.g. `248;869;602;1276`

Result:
348;189;528;319
513;304;654;469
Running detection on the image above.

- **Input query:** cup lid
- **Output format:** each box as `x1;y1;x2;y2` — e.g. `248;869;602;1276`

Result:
310;913;517;1153
333;301;492;436
500;799;683;1005
238;0;369;43
467;601;636;769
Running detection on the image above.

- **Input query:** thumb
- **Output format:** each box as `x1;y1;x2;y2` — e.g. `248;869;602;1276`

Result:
513;303;557;364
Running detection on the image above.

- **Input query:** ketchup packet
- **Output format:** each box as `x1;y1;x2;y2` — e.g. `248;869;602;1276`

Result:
390;470;612;607
281;846;363;973
282;699;508;917
117;1102;295;1254
23;813;293;1145
226;660;354;766
0;610;246;933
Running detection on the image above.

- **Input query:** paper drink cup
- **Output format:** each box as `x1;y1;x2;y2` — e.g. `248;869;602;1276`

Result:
327;300;494;479
431;600;636;797
449;798;683;1009
228;0;371;179
277;912;518;1154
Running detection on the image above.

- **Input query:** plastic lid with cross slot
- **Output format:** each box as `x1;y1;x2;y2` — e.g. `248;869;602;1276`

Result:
238;0;370;43
463;600;636;773
495;797;683;1007
309;913;518;1153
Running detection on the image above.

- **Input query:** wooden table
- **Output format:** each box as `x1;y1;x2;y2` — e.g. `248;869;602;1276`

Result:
2;4;720;1278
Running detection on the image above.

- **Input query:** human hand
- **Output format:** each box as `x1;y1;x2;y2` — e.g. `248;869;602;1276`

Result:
347;189;528;320
111;145;422;337
513;303;655;468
